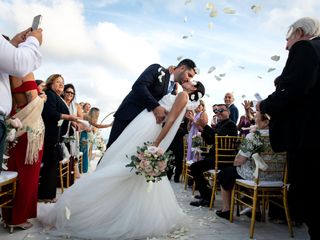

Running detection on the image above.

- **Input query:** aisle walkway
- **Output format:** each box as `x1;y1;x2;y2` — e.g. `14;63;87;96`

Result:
0;180;309;240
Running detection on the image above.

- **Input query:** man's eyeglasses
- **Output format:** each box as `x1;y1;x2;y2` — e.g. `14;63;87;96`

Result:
213;109;226;114
65;91;74;95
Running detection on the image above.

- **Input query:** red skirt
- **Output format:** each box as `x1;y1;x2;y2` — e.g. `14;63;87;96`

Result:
2;133;43;224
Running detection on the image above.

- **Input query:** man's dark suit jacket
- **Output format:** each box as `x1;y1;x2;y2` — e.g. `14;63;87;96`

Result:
260;37;320;151
114;64;172;121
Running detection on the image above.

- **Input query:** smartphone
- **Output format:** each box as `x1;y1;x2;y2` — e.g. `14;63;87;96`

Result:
31;15;42;31
254;92;262;101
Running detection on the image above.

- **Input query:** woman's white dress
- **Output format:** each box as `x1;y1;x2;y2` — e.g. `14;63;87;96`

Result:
38;94;188;240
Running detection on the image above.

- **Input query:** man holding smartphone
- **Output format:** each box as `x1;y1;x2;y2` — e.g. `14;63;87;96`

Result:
0;27;43;171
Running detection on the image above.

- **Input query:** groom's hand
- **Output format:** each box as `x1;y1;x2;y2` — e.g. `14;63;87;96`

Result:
153;106;168;124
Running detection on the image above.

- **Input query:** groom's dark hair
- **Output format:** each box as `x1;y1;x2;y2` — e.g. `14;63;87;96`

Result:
177;59;197;71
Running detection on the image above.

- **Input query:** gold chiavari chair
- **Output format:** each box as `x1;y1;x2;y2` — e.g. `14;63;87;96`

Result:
229;140;293;239
205;135;243;209
59;159;70;193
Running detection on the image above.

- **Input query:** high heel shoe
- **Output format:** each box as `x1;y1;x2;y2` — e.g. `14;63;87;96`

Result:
8;222;33;233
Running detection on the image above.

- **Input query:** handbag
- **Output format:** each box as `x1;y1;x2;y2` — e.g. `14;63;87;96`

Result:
54;125;64;161
54;142;64;161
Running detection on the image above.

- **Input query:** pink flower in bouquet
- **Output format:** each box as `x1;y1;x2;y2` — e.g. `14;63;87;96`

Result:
156;148;164;155
139;159;150;169
147;146;158;154
126;142;174;182
143;165;154;174
158;160;167;172
137;153;147;161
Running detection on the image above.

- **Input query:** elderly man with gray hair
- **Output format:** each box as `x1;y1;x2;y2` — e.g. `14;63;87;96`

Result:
257;17;320;239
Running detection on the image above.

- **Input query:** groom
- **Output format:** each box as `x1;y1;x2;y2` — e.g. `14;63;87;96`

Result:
106;58;198;148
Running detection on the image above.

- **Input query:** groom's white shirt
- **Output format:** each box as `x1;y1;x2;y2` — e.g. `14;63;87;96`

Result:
167;74;175;94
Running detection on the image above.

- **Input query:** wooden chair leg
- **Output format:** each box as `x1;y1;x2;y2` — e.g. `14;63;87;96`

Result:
283;188;294;237
229;186;236;222
59;162;64;193
192;181;196;195
184;166;189;190
209;175;217;209
66;162;70;188
250;188;258;239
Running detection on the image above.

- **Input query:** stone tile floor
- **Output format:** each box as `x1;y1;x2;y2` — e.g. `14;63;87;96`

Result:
0;180;309;240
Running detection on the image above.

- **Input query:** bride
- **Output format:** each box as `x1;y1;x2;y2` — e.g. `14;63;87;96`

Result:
38;80;205;240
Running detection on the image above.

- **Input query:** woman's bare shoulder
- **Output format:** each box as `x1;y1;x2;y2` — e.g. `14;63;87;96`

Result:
177;91;189;99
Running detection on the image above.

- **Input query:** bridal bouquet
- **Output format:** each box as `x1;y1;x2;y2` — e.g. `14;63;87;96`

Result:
239;129;266;155
239;128;269;177
126;142;174;183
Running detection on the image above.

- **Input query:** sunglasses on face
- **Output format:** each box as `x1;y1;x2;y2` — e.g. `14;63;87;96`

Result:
65;91;74;95
213;109;227;114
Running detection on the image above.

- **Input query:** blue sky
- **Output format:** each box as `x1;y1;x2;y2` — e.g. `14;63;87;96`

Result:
1;0;320;137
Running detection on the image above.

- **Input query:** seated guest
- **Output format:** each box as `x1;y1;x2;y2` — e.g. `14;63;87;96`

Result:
189;104;237;207
215;112;270;219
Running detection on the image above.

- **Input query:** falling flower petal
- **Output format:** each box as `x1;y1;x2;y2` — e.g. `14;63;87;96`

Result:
251;5;262;13
65;206;71;220
177;56;183;61
223;7;236;14
208;66;216;73
185;0;192;5
208;22;213;29
219;73;226;77
183;17;188;23
209;9;218;17
257;76;262;79
271;55;280;61
215;75;221;81
205;2;214;10
267;67;276;72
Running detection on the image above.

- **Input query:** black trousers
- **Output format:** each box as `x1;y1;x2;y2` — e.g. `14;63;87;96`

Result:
287;149;318;240
167;134;184;180
190;160;213;200
38;138;59;200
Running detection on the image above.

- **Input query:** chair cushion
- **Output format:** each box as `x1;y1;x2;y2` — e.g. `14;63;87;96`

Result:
236;179;284;187
206;169;220;175
0;171;18;184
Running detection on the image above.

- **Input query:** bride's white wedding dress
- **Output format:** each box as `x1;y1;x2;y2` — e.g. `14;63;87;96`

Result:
38;94;189;240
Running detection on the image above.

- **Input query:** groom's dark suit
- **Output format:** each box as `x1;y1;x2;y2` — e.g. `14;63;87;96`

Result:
107;64;173;147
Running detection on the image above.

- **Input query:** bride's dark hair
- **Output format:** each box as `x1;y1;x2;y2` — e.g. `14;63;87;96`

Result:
189;81;205;102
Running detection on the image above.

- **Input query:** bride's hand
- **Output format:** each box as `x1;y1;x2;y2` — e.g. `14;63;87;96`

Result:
153;141;160;147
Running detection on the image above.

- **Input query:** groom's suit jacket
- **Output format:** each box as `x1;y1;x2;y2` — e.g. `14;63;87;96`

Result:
114;64;172;121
